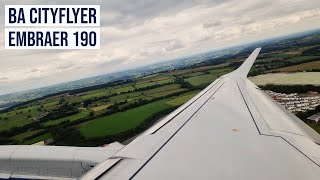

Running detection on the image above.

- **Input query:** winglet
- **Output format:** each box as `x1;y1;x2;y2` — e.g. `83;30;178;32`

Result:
229;48;261;77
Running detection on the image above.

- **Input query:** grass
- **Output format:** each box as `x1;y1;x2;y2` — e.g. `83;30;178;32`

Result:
287;55;319;62
0;97;63;131
148;88;187;97
91;104;113;111
22;133;52;145
0;113;34;131
143;84;181;94
12;130;42;142
107;84;184;102
79;99;171;138
170;64;229;76
138;74;172;82
42;110;91;127
113;85;135;93
135;79;174;88
249;72;320;86
109;92;144;102
185;68;232;86
80;89;111;100
79;85;136;100
165;91;200;106
269;53;295;59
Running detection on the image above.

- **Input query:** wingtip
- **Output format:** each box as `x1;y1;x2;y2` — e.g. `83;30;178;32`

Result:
228;47;261;78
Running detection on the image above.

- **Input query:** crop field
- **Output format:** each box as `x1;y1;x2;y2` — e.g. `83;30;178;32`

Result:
185;68;232;86
139;74;172;82
170;64;229;76
12;130;42;142
165;91;200;106
185;74;216;86
80;90;111;100
79;99;171;138
143;84;181;94
42;109;91;127
148;88;187;97
135;79;174;88
249;72;320;86
0;109;37;131
79;85;136;100
270;61;320;72
287;55;319;62
107;84;184;102
91;104;113;112
22;133;51;145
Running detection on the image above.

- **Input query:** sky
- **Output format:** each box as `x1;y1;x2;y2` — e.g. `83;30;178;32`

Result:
0;0;320;95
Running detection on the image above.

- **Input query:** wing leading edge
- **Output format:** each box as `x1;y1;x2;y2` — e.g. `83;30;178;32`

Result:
1;48;320;180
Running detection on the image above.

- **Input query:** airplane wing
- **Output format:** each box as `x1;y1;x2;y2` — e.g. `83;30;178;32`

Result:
1;48;320;180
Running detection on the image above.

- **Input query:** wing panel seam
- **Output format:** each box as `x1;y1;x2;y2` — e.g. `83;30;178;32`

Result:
151;77;223;134
128;82;225;179
236;82;320;167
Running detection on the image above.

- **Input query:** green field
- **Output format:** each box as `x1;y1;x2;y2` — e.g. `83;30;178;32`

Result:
135;79;174;88
42;109;91;127
91;104;113;111
270;61;320;72
185;68;232;86
79;99;171;138
249;72;320;86
22;133;52;145
12;130;42;142
0;107;39;131
165;91;200;106
287;56;319;62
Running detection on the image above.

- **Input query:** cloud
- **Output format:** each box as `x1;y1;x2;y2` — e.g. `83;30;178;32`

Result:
0;0;320;95
203;20;222;28
57;63;75;70
30;68;41;72
0;77;9;81
165;40;185;51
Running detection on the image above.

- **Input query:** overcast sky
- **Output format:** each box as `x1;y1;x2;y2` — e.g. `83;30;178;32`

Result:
0;0;320;95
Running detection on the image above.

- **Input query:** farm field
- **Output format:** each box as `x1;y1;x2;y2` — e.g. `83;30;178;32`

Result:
41;109;91;127
79;99;171;138
270;60;320;72
12;130;42;142
185;68;232;86
249;72;320;86
286;55;319;63
22;133;52;145
91;104;113;112
165;91;200;106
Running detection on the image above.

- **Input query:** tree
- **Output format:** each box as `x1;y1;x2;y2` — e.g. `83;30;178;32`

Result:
59;98;65;104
